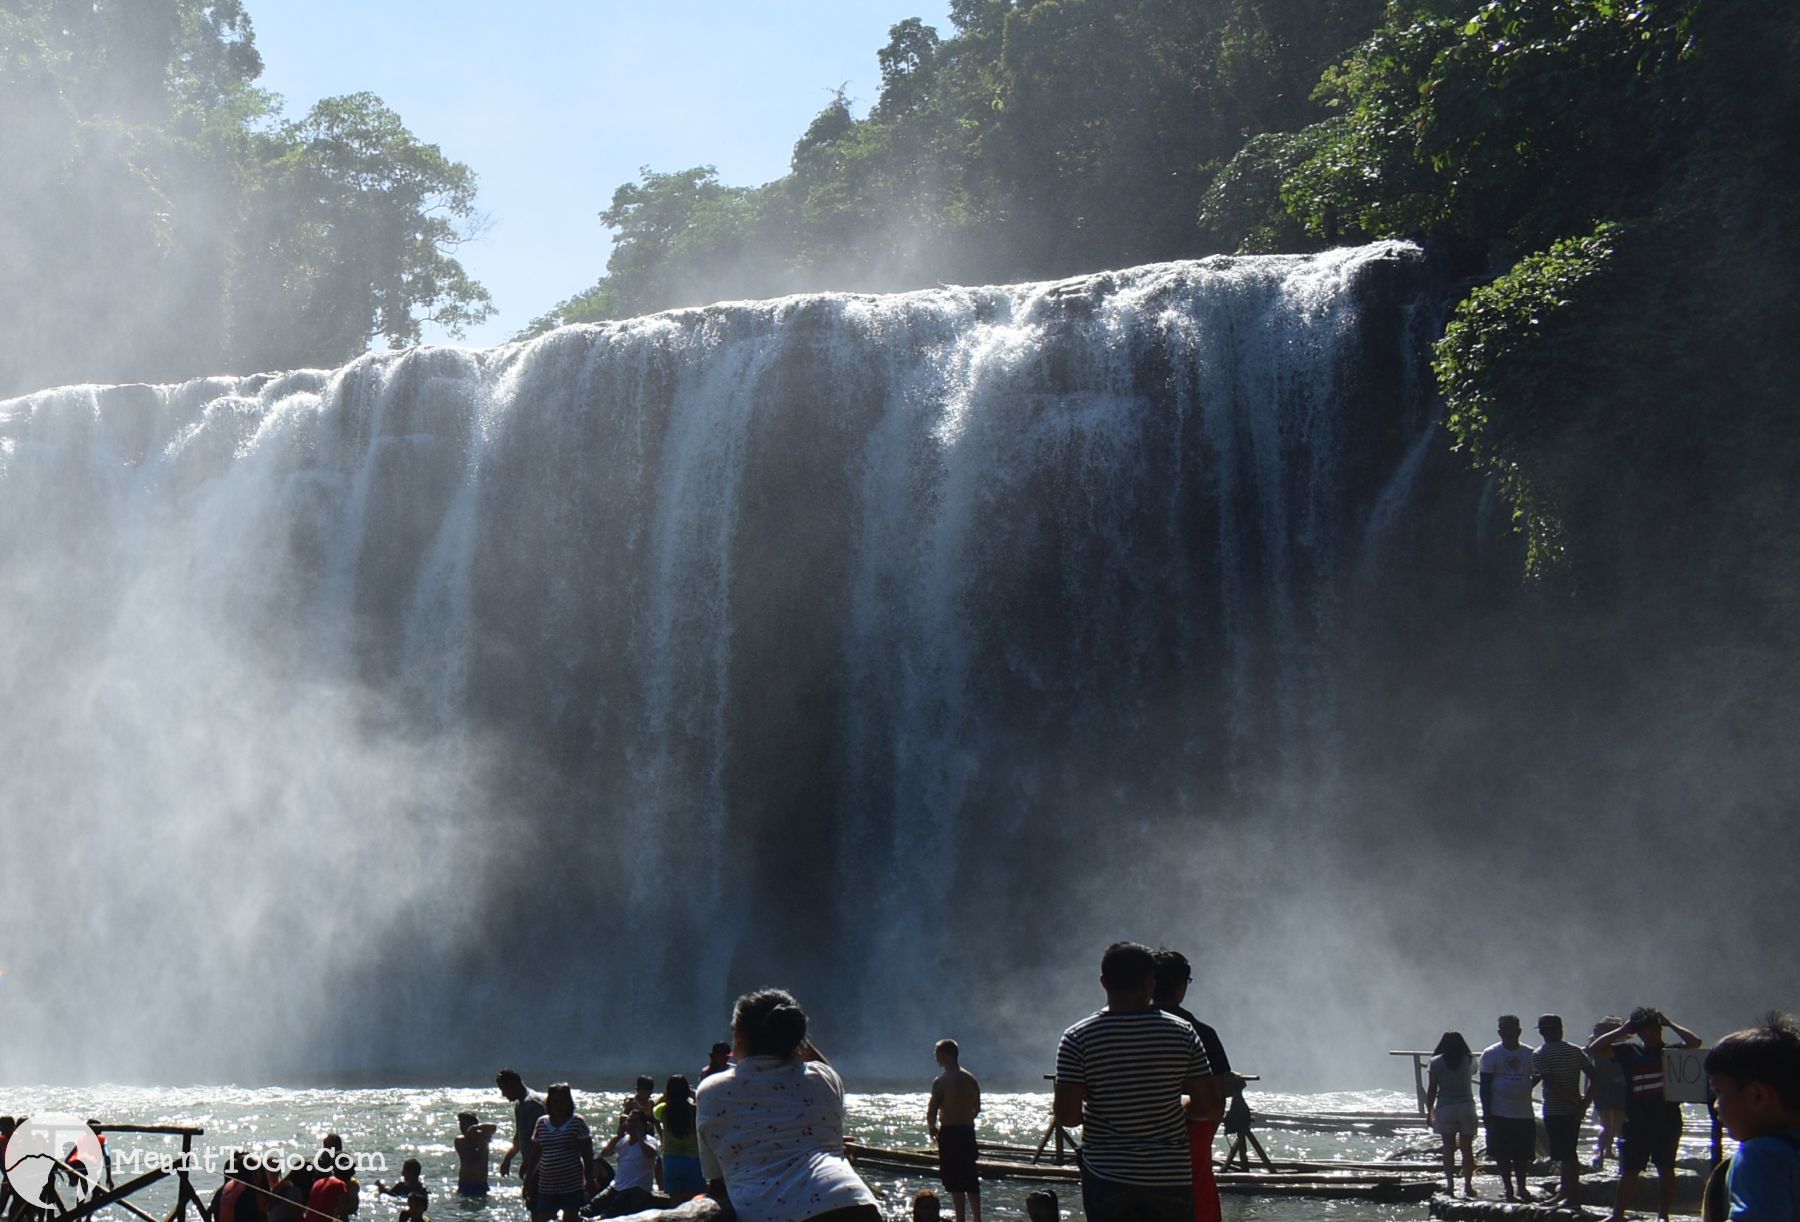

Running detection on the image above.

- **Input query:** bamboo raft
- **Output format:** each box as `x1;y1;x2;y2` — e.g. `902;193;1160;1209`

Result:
844;1140;1439;1202
1252;1110;1429;1135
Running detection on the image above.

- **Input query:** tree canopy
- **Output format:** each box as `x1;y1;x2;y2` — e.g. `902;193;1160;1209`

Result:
525;0;1386;333
0;0;491;397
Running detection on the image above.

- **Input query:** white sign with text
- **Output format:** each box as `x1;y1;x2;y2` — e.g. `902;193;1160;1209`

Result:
1663;1046;1711;1103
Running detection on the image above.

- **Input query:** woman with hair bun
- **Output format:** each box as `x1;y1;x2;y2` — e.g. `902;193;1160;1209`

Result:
695;988;880;1222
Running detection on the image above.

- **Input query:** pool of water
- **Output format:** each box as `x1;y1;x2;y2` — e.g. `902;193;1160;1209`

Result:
0;1085;1718;1221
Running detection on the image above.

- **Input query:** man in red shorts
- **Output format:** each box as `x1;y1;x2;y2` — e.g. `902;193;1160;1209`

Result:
1154;949;1235;1222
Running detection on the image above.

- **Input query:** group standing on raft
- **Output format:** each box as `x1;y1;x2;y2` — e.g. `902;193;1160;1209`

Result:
1422;1007;1800;1222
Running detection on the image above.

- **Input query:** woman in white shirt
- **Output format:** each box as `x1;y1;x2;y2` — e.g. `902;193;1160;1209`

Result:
695;989;880;1222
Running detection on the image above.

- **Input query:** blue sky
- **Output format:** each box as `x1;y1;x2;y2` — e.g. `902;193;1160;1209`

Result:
249;2;954;347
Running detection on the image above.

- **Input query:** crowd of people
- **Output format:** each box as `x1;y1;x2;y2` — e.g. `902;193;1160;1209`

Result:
478;945;1242;1222
1422;1007;1800;1222
489;990;878;1222
3;958;1794;1222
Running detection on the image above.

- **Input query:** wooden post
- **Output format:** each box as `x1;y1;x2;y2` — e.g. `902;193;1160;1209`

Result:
1392;1051;1435;1116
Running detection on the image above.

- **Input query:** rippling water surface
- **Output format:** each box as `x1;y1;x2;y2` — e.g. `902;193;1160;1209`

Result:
0;1086;1716;1222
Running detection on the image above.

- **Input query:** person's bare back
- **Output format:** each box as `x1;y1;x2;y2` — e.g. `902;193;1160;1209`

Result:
931;1065;981;1127
928;1041;983;1222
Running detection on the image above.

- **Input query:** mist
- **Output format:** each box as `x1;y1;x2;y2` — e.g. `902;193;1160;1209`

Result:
2;242;1788;1092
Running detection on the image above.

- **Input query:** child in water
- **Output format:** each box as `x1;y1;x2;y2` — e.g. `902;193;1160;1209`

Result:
455;1113;497;1197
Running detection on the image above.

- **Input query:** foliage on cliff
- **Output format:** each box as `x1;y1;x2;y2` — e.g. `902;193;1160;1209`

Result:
0;0;491;397
527;0;1386;333
1293;0;1800;628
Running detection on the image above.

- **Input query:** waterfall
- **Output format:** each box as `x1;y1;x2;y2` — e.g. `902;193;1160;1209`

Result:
0;240;1472;1083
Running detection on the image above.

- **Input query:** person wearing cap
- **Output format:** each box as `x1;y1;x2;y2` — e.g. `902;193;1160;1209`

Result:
1532;1015;1596;1205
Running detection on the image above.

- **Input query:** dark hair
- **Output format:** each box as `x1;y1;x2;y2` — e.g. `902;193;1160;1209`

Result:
1024;1188;1060;1222
659;1075;695;1139
636;1074;654;1093
456;1112;477;1131
1100;941;1157;992
495;1068;523;1088
545;1082;575;1121
936;1038;959;1060
709;1041;731;1058
1433;1031;1473;1069
1705;1012;1800;1110
1151;948;1192;1003
1629;1006;1661;1029
402;1158;421;1177
1498;1014;1521;1029
732;987;809;1058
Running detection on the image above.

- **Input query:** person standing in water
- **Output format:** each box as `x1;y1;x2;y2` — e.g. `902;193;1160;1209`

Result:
927;1039;982;1222
701;1043;732;1083
1480;1015;1539;1203
654;1076;705;1201
456;1113;498;1198
377;1160;428;1206
619;1077;658;1138
1593;1007;1704;1222
522;1083;597;1222
1426;1031;1479;1198
497;1068;549;1216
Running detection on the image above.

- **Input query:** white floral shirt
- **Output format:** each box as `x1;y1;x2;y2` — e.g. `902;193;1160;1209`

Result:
695;1056;875;1222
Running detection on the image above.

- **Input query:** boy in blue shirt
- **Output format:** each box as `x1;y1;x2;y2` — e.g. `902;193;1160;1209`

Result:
1705;1013;1800;1222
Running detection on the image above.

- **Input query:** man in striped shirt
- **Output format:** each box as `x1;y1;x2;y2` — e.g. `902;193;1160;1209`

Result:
1055;942;1225;1222
1532;1014;1596;1205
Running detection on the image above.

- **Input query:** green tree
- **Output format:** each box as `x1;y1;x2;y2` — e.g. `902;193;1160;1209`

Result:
0;1;491;396
229;92;492;371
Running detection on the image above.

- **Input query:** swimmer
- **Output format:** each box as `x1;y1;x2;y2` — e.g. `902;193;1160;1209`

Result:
455;1113;498;1197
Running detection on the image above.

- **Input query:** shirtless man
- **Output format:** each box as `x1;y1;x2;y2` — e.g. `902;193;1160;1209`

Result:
454;1115;498;1198
928;1039;983;1222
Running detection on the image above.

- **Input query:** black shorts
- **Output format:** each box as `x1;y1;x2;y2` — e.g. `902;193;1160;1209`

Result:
938;1124;981;1194
1487;1116;1537;1165
1544;1114;1581;1163
1621;1105;1682;1174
